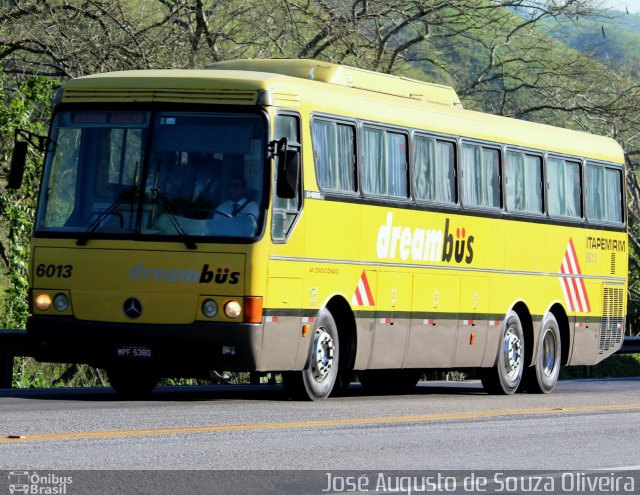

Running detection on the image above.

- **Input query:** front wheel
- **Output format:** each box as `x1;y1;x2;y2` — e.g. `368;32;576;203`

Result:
523;313;561;393
282;309;339;400
481;311;525;395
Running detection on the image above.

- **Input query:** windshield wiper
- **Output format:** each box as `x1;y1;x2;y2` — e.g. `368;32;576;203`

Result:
76;187;136;246
150;185;197;250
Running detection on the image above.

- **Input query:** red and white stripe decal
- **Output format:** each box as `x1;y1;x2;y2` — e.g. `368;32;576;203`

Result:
265;316;279;323
489;320;502;327
423;319;436;326
462;320;475;326
379;318;392;325
559;238;591;313
301;317;316;323
352;271;375;307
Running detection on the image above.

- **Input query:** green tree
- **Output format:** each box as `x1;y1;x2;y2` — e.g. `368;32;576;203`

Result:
0;75;58;387
0;75;53;328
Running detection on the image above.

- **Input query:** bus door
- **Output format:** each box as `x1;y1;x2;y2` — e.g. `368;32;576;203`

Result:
262;112;305;370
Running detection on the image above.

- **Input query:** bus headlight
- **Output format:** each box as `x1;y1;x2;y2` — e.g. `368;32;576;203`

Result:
224;300;242;319
35;293;52;311
53;293;70;312
202;299;218;318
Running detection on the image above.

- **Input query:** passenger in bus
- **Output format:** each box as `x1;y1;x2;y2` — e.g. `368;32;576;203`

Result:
189;153;223;218
144;151;190;210
165;170;191;206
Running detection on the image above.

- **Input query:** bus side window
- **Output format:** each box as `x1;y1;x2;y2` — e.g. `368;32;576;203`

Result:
547;157;581;218
272;114;302;241
312;119;356;193
362;127;408;198
586;162;623;223
505;151;542;214
413;136;456;204
461;143;500;208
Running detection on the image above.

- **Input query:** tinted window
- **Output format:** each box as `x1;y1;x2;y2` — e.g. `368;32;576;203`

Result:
413;136;456;204
505;151;542;214
312;119;356;192
547;158;581;218
460;143;500;208
362;127;407;198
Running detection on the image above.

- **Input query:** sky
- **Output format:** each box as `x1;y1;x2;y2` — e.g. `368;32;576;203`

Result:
599;0;640;13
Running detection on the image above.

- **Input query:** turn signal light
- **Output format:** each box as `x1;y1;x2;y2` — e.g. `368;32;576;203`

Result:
243;297;263;323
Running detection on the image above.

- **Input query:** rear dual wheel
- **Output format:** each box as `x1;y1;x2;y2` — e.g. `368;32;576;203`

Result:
523;313;561;394
481;311;524;395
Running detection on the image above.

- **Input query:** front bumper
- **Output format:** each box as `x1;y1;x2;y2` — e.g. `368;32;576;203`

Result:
27;315;263;375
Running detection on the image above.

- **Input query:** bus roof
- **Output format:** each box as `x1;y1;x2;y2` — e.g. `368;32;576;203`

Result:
206;58;463;107
60;59;624;164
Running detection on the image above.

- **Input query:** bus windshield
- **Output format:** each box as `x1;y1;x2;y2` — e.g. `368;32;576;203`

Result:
36;110;267;240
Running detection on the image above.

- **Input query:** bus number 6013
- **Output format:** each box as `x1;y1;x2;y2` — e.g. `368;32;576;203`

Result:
36;264;73;278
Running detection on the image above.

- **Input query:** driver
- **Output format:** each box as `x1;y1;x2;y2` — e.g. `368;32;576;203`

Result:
214;176;259;219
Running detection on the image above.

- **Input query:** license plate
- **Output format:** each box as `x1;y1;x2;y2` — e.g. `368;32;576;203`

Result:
116;346;153;359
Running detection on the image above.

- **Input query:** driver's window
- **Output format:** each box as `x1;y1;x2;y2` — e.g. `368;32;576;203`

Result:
271;113;302;241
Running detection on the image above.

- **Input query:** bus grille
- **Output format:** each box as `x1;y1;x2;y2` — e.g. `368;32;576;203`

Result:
610;252;616;275
599;287;624;354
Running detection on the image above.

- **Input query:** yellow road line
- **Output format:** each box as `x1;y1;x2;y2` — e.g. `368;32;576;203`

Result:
3;403;640;443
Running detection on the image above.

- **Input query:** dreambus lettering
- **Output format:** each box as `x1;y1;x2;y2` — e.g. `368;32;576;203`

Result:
376;212;474;264
129;261;240;284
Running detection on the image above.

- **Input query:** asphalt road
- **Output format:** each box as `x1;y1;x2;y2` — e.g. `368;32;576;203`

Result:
0;378;639;494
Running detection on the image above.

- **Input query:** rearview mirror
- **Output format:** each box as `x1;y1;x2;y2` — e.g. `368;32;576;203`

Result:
275;138;300;199
8;140;27;190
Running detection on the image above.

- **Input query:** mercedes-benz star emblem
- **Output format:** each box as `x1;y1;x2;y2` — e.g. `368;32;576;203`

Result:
123;297;143;319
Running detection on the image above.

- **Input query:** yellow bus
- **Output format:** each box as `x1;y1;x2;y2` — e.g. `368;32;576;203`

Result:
11;59;627;398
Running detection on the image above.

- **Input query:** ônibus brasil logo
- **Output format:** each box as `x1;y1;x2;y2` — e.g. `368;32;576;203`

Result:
7;471;72;494
376;212;474;264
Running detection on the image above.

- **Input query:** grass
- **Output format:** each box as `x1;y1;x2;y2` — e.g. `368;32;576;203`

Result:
560;353;640;379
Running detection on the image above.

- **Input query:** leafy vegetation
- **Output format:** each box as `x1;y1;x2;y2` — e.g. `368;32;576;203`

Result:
0;75;58;387
560;353;640;379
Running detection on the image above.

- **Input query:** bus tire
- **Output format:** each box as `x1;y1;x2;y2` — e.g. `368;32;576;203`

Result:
358;369;420;395
282;309;339;400
481;311;524;395
523;313;561;393
107;365;158;399
330;371;354;397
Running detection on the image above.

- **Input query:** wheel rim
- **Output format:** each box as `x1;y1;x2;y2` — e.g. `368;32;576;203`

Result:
541;328;557;377
502;326;523;379
311;327;335;382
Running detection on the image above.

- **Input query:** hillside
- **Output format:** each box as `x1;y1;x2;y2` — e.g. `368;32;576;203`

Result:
400;5;622;134
539;11;640;66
